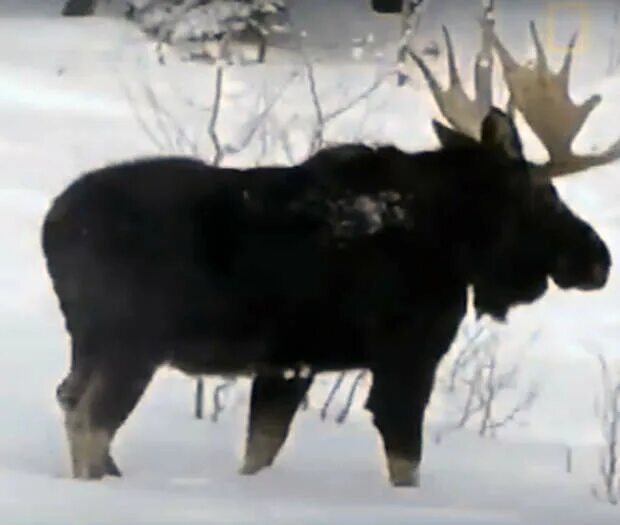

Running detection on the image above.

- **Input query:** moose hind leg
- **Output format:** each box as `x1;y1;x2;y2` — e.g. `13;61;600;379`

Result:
60;358;154;479
57;367;110;477
240;373;313;475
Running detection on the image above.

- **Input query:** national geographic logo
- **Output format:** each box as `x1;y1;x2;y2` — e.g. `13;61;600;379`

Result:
546;2;591;56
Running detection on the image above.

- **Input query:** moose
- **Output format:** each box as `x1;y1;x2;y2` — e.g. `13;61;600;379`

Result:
43;21;618;487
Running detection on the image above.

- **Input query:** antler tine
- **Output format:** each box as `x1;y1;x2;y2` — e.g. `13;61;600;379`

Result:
408;49;444;104
410;25;490;140
442;25;462;88
491;20;620;179
559;31;578;82
529;21;548;73
506;96;515;118
531;137;620;179
488;27;519;73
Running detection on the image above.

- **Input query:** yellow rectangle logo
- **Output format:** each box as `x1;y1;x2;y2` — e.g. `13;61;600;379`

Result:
546;2;590;56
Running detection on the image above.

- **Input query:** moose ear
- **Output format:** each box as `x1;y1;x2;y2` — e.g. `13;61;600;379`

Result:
480;107;524;161
432;120;479;149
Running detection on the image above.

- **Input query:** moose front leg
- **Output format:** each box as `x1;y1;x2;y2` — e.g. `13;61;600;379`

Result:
240;373;314;475
366;363;437;487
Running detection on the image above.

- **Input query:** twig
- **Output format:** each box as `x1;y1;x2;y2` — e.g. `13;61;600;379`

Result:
211;379;234;422
122;82;167;152
304;58;325;153
194;377;204;419
336;371;367;424
323;71;393;122
225;70;302;156
447;324;485;392
208;65;224;165
321;372;345;421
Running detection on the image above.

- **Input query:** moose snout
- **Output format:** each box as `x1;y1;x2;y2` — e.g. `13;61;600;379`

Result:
580;262;610;290
552;255;611;291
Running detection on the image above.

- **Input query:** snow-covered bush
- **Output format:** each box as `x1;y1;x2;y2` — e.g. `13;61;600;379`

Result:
126;0;290;63
435;321;540;440
592;354;620;505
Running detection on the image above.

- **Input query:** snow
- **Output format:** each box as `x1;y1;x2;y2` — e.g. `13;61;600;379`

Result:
1;1;620;523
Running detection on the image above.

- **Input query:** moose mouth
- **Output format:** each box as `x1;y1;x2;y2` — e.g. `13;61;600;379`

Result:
473;276;550;323
551;261;610;291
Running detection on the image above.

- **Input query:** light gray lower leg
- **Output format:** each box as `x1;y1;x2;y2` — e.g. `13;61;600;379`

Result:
386;454;420;487
63;374;111;480
240;374;313;475
240;431;285;475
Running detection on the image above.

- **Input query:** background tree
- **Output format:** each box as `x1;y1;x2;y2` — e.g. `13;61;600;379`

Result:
592;353;620;505
396;0;425;86
371;0;404;13
126;0;290;64
435;322;541;441
607;1;620;75
62;0;99;16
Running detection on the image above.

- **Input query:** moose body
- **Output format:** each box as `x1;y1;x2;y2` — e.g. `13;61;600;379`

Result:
43;113;611;486
43;16;620;487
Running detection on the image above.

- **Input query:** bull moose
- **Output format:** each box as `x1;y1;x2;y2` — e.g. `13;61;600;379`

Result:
43;22;618;487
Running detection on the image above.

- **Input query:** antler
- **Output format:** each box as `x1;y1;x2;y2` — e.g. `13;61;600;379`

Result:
408;9;496;140
491;21;620;179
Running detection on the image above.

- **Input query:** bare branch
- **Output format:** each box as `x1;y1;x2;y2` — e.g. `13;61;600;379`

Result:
302;54;389;154
225;71;302;156
122;82;168;152
324;71;393;123
336;371;367;424
143;82;179;152
304;57;325;153
211;378;235;422
478;349;497;437
439;323;540;439
487;386;539;432
320;372;345;421
194;377;204;419
594;353;620;504
447;324;485;392
279;123;297;164
456;365;485;428
208;65;224;165
396;0;424;86
474;1;495;109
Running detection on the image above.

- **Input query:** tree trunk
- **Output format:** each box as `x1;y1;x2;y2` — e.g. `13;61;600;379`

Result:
62;0;98;16
397;1;424;86
194;377;204;419
372;0;403;13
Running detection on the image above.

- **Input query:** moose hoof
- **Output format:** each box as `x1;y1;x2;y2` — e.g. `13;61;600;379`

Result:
387;456;420;488
239;455;274;476
72;463;107;480
71;457;121;480
105;455;122;477
239;433;279;475
239;462;264;476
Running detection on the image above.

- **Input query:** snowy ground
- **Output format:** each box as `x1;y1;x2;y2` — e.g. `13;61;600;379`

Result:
2;1;620;523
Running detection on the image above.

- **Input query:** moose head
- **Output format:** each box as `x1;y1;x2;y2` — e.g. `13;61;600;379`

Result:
410;18;615;320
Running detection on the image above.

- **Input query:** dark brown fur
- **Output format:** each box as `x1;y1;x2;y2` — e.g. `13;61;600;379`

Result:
43;110;610;485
